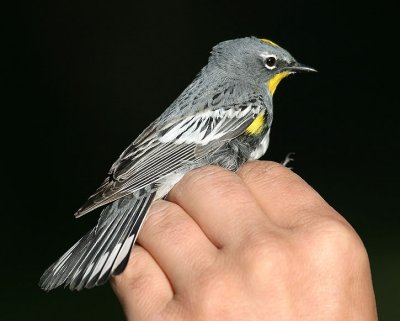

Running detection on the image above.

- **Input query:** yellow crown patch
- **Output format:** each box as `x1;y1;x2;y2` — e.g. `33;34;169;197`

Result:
260;38;280;47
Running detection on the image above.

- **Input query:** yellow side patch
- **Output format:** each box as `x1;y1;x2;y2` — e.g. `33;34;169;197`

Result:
260;38;280;47
268;71;290;95
245;113;265;136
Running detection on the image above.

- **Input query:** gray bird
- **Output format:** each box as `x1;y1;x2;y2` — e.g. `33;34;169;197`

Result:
39;36;316;291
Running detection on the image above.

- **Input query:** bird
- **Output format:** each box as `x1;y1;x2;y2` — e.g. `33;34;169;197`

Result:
39;36;316;291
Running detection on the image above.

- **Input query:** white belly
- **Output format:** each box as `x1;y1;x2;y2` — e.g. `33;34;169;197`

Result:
249;129;270;160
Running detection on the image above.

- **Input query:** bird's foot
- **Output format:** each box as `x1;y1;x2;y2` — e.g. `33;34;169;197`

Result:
281;152;295;169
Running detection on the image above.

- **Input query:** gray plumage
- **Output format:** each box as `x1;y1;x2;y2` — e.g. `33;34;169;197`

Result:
39;36;315;291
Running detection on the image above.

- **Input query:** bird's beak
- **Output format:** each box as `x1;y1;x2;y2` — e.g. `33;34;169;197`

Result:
286;62;317;73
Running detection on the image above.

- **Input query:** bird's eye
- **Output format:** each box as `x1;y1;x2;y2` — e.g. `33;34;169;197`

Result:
264;56;277;69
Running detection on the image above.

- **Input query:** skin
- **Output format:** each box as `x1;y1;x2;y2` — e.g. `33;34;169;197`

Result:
111;161;378;321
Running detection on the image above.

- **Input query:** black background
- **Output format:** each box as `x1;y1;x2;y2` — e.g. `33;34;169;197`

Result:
3;0;399;320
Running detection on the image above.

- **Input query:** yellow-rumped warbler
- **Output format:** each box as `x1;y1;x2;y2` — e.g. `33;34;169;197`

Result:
40;37;316;291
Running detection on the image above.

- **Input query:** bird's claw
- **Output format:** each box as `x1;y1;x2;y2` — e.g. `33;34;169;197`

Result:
281;152;295;169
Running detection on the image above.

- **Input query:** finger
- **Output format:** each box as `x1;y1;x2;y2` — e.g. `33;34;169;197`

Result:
137;200;218;289
168;166;272;248
237;161;340;229
111;245;173;320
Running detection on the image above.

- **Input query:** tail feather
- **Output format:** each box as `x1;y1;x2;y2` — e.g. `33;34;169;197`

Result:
41;232;94;290
67;202;134;290
110;197;150;276
39;191;156;291
76;196;149;289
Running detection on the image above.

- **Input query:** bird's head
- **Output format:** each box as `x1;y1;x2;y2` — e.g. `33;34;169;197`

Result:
208;37;316;95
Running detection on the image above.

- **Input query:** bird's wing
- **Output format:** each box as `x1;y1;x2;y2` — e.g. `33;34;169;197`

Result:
75;99;266;217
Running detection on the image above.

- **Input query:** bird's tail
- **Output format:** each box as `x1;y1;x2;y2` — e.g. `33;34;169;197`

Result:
39;191;156;291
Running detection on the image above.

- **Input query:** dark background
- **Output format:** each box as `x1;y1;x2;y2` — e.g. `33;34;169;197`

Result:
3;0;399;320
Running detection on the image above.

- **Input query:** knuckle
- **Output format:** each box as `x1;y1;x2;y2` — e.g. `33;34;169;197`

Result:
241;232;291;279
307;219;367;264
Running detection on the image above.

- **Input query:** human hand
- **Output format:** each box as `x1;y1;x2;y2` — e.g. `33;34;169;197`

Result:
112;161;377;321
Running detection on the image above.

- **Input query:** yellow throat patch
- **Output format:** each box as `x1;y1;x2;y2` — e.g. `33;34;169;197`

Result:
245;113;265;136
260;38;289;95
268;72;290;95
